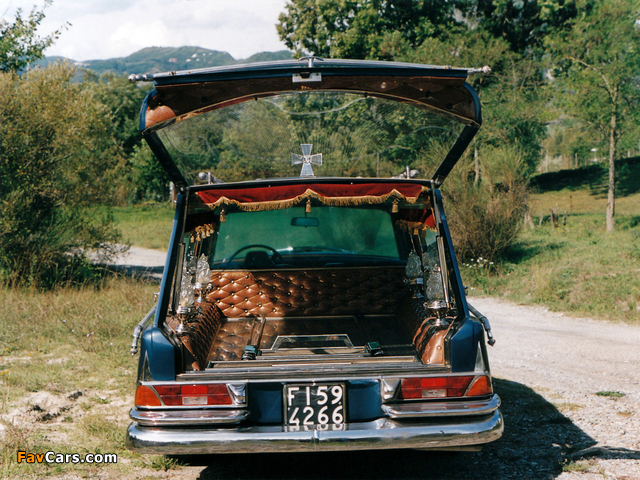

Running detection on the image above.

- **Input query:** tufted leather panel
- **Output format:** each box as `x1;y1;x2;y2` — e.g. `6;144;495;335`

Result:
175;267;419;368
206;267;409;318
190;300;225;369
208;319;253;362
167;300;225;370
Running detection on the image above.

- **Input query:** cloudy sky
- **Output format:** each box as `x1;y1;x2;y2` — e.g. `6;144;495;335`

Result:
2;0;291;61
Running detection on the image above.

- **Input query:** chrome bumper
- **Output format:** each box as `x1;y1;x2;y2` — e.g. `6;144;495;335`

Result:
126;409;503;454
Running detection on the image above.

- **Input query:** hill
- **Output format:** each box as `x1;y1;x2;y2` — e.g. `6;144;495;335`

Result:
529;157;640;216
36;46;293;77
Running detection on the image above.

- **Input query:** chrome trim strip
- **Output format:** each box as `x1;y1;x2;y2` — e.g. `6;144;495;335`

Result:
126;410;503;454
381;394;500;418
130;408;249;426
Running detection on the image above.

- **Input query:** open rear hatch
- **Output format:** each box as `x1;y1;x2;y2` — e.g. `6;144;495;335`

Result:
132;58;482;188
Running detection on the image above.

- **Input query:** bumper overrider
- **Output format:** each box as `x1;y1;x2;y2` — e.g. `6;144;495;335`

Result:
126;395;503;454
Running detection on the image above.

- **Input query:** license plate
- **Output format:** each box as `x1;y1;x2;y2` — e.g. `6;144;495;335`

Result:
284;383;346;428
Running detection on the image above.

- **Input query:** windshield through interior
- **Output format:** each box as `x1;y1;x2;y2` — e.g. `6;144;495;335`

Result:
190;205;406;269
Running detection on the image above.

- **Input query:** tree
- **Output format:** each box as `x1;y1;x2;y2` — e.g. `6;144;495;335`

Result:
89;73;162;202
0;64;123;288
277;0;580;59
277;0;465;60
90;73;151;158
0;1;67;72
547;0;640;231
276;0;565;259
276;1;568;177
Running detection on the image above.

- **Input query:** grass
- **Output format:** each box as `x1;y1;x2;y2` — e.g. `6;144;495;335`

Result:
0;277;163;478
98;203;175;251
463;189;640;324
463;212;640;324
596;391;626;398
562;460;592;473
553;402;584;413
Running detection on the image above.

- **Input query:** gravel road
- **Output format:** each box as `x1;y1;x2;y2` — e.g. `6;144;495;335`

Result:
470;297;640;479
99;246;166;279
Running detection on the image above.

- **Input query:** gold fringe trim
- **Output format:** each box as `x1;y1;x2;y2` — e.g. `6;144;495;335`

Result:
191;223;216;243
395;220;436;232
205;187;430;212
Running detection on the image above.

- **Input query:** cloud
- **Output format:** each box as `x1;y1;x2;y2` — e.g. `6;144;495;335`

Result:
4;0;289;61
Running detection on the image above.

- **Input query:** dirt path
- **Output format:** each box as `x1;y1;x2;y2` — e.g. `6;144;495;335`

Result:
99;246;167;280
110;246;167;268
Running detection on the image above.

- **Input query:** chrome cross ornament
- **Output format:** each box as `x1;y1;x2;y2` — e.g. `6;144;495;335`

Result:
292;144;322;177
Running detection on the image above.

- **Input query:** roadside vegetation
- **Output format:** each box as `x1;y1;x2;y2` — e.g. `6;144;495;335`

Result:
462;160;640;324
3;0;640;289
96;204;174;251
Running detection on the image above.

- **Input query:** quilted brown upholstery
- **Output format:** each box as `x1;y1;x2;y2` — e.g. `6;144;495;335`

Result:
176;267;413;368
205;267;408;318
190;300;225;369
167;299;225;370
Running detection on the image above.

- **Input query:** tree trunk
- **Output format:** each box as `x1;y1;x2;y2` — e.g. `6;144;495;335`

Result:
606;112;617;232
523;200;535;230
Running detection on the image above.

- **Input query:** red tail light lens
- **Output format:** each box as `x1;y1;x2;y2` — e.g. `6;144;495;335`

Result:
141;384;233;406
399;377;448;399
399;375;492;399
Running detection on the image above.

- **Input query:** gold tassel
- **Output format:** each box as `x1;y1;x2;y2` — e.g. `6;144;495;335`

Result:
306;199;312;213
392;199;399;213
220;208;226;223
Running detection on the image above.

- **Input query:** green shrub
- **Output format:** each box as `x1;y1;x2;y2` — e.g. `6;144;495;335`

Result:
443;145;530;262
0;64;122;288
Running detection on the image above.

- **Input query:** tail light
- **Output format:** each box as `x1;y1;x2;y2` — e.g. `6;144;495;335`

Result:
399;375;492;400
134;385;162;407
466;375;492;397
135;384;233;407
